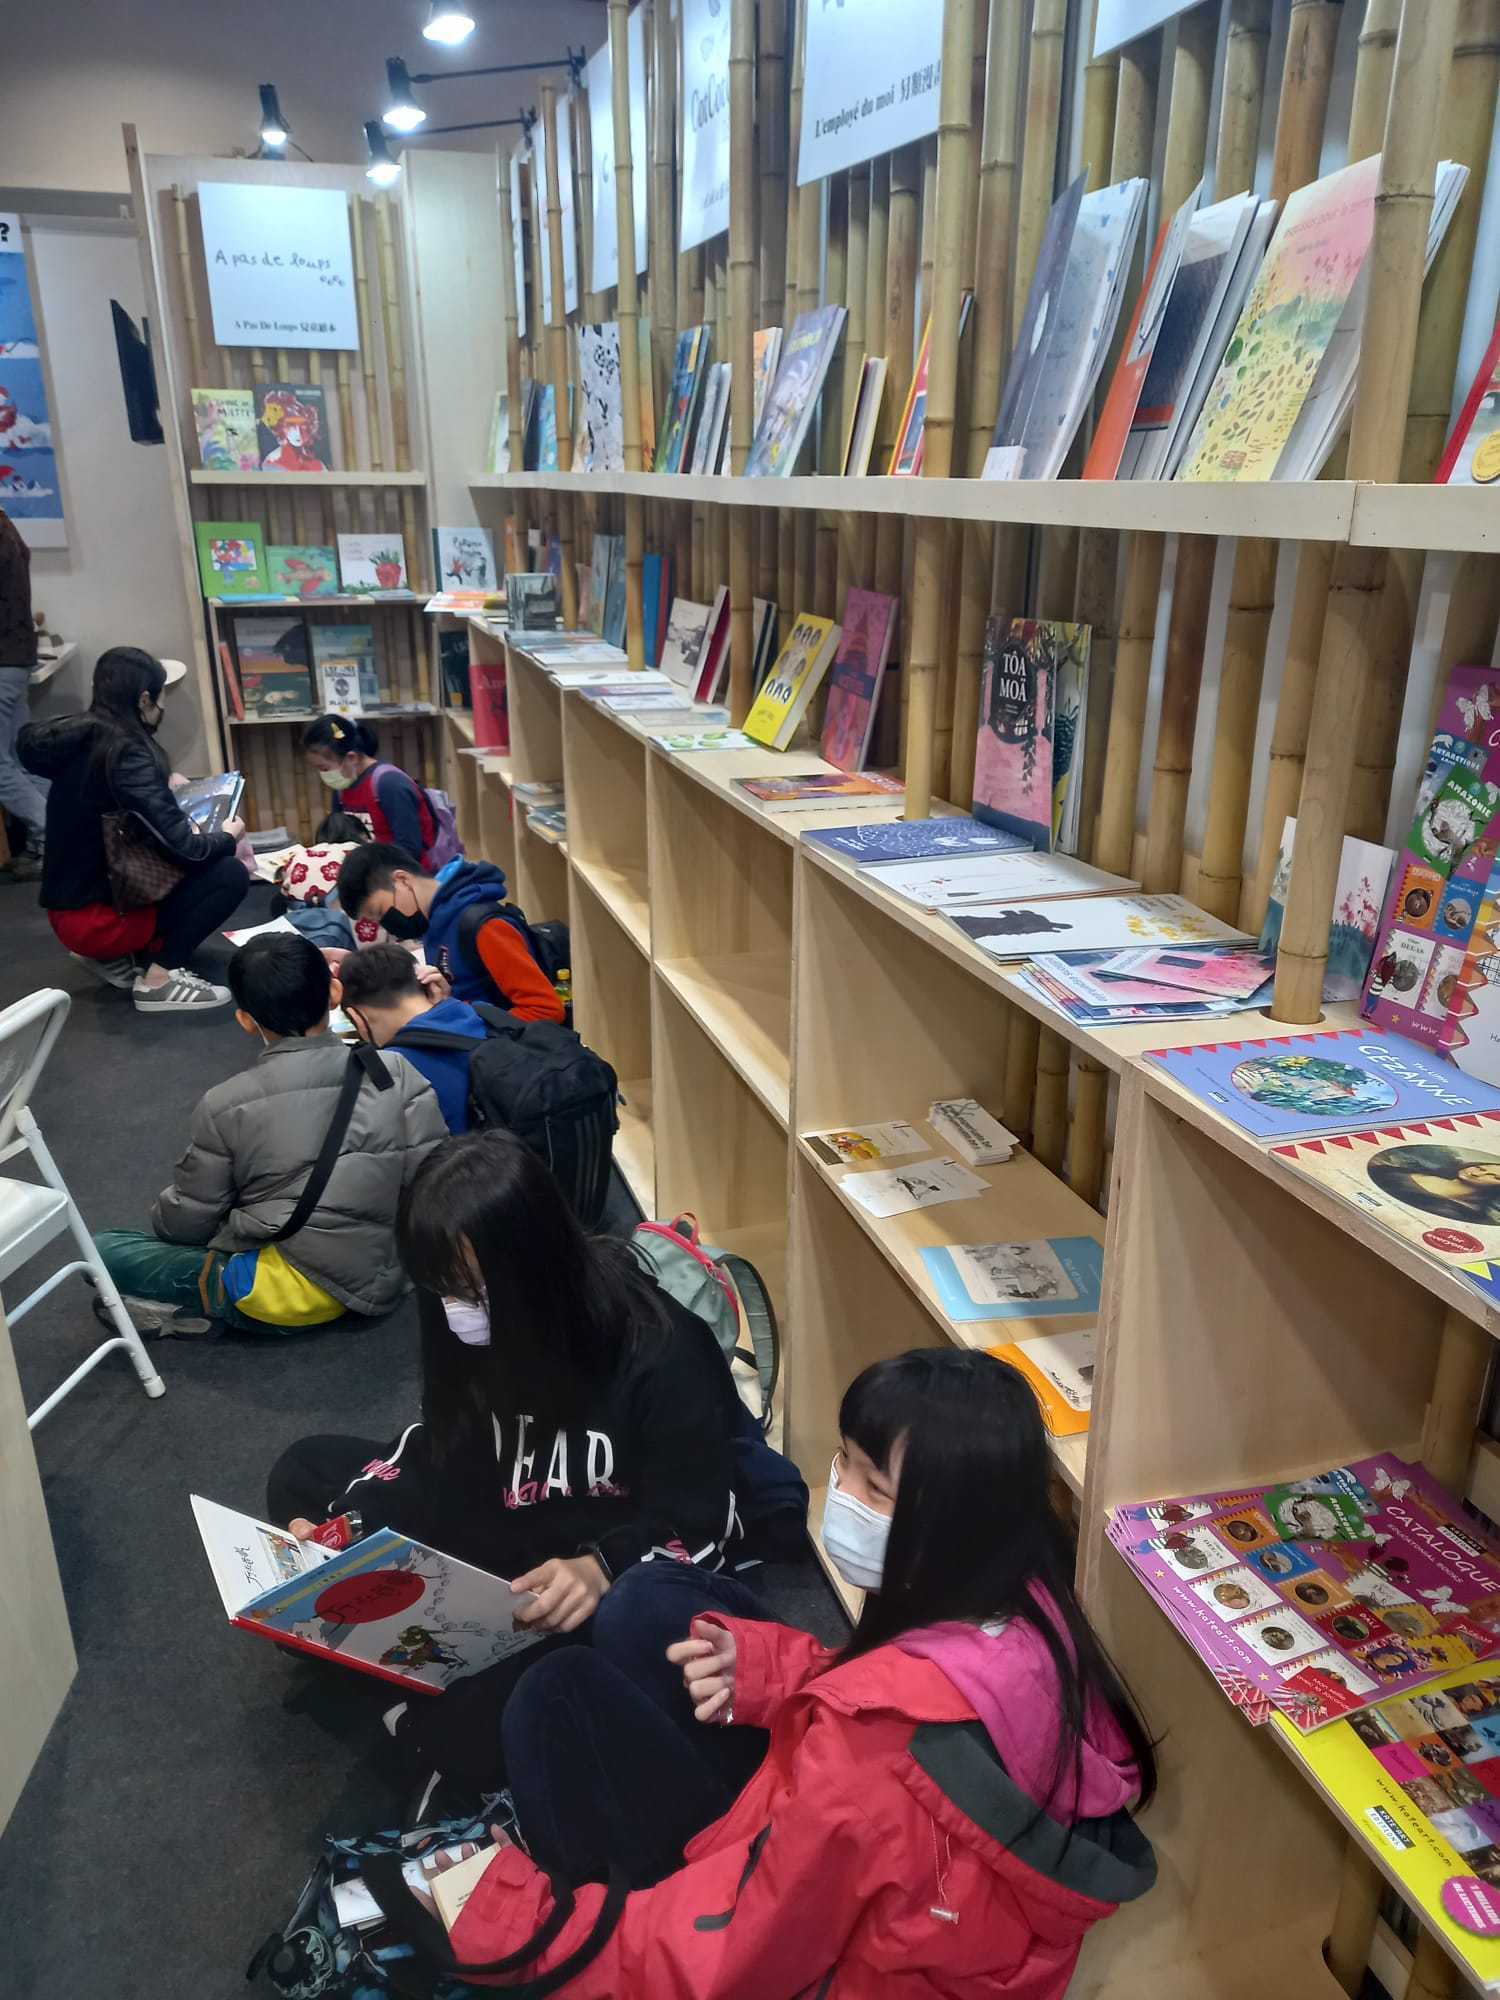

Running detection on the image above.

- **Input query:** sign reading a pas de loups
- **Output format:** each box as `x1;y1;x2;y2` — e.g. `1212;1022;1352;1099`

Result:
797;0;944;187
586;7;648;293
1094;0;1203;56
680;0;731;250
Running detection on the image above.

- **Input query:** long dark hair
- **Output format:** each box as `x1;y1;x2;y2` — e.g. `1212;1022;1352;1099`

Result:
89;646;169;776
396;1129;668;1453
838;1349;1157;1815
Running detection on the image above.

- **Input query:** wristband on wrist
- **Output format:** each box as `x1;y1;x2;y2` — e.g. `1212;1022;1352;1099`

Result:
579;1541;615;1584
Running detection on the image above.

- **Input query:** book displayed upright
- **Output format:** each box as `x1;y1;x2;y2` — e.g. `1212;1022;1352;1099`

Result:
1083;181;1201;481
657;324;711;472
820;588;898;773
433;528;496;594
254;383;333;472
267;545;339;600
1438;318;1500;486
233;613;316;718
311;624;380;714
192;388;259;472
660;597;713;694
577;321;624;472
745;306;847;477
506;572;561;633
197;521;268;600
971;617;1091;852
337;535;408;594
744;614;842;750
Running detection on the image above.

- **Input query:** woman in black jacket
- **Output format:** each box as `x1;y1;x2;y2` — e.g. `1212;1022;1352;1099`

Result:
19;647;249;1014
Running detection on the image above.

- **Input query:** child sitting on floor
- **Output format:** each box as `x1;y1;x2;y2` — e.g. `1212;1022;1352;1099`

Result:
335;941;489;1132
95;931;447;1337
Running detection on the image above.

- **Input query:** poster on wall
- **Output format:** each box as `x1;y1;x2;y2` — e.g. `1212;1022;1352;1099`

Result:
798;0;944;186
533;105;580;320
197;182;358;351
586;8;649;293
1094;1;1202;56
509;146;528;340
0;214;65;549
680;0;731;251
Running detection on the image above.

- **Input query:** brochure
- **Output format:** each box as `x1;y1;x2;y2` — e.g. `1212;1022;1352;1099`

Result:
920;1238;1104;1323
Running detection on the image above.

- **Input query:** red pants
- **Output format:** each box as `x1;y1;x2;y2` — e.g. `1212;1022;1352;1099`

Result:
48;903;161;959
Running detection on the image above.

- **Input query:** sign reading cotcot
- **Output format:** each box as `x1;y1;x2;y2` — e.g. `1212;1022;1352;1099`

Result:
680;0;731;249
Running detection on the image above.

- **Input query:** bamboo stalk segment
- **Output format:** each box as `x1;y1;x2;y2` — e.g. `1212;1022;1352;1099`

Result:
1422;1307;1490;1492
575;80;598;323
1144;535;1217;892
498;146;530;557
1070;1058;1109;1210
610;0;647;666
1013;0;1066;332
1032;1030;1070;1175
352;197;381;470
1079;2;1119;189
173;188;206;384
1349;0;1402;161
1272;0;1460;1023
816;173;848;615
1160;2;1217;215
653;0;679;405
1215;0;1272;200
375;198;412;470
1111;31;1161;181
1095;536;1165;877
1002;1013;1040;1142
541;86;578;630
1326;1852;1385;1997
758;0;788;333
1405;1929;1461;2000
728;0;757;721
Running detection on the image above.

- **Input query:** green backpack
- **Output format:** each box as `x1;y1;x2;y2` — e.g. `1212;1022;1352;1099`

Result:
631;1213;780;1434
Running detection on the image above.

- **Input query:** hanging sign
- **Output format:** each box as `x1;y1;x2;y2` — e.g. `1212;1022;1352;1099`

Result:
197;182;358;351
1094;1;1202;56
798;0;945;186
509;146;527;340
533;102;580;319
680;0;731;251
587;9;649;294
0;215;65;548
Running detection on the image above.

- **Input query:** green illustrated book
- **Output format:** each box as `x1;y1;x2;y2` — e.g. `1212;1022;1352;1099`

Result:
197;521;269;600
267;545;340;600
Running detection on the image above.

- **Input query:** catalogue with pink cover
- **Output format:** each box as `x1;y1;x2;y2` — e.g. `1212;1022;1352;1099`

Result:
821;588;898;773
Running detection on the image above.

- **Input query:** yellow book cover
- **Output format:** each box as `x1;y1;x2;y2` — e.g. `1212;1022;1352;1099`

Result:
744;614;840;750
986;1330;1093;1437
1274;1659;1500;1989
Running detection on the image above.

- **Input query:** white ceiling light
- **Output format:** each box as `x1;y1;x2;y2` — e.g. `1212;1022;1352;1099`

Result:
423;2;477;46
382;56;428;133
365;121;403;186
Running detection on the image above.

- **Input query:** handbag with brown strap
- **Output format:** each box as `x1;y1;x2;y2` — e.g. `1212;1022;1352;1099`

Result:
100;809;187;912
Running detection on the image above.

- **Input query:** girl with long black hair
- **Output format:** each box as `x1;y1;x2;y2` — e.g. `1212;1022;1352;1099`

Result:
441;1347;1158;1998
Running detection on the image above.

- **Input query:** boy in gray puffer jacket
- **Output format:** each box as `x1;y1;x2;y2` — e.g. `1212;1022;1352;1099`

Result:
95;932;446;1335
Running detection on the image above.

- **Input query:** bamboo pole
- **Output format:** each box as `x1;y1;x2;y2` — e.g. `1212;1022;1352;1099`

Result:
498;147;530;567
728;0;757;721
611;0;647;668
653;0;679;406
837;162;871;609
1013;0;1066;335
1003;1016;1041;1142
874;144;921;611
375;197;422;589
1349;0;1402;158
1032;1031;1069;1175
352;197;381;470
903;0;979;818
1272;0;1459;1022
759;0;788;336
1079;2;1119;186
172;188;206;384
541;86;579;631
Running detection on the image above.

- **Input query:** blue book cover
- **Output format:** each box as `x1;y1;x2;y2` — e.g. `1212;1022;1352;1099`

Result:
806;818;1032;866
920;1238;1104;1323
642;554;665;668
1145;1027;1500;1143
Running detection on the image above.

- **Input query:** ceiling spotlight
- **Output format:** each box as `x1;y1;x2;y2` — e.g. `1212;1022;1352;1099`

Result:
422;1;477;46
382;56;428;133
258;83;290;151
365;120;403;187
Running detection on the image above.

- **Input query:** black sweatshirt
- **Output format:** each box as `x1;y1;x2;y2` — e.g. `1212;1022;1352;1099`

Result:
319;1289;741;1579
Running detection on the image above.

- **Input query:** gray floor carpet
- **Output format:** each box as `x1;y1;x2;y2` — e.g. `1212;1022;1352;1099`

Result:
0;879;846;1999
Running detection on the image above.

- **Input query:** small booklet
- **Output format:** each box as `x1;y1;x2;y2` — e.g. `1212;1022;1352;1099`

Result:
840;1156;988;1219
988;1329;1096;1435
191;1496;540;1695
733;773;905;810
1105;947;1273;1002
803;1121;928;1165
921;1238;1104;1322
177;771;244;836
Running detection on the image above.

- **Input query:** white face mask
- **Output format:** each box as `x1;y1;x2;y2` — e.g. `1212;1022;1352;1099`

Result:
821;1454;892;1592
319;766;357;791
442;1297;490;1347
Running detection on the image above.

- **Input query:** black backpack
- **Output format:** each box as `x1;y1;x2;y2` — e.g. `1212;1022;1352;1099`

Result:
397;1003;619;1228
455;899;572;1020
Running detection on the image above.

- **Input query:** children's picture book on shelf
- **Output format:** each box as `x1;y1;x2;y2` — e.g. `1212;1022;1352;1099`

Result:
745;305;848;478
743;613;842;750
311;625;380;715
191;1495;539;1694
1442;858;1500;1088
1438;318;1500;486
488;388;511;474
690;362;731;476
197;521;268;600
233;614;316;719
660;597;712;694
1109;1453;1500;1734
192;388;259;472
805;818;1032;866
952;893;1244;963
1083;181;1201;481
216;641;244;721
524;383;559;472
889;313;934;477
1022;949;1254;1026
254;383;332;473
576;321;625;472
691;587;731;705
657;324;711;473
752;326;783;434
433;528;495;594
921;1239;1105;1324
839;1156;989;1220
470;657;508;753
1260;816;1394;1003
867;849;1137;912
1276;1662;1500;1991
337;535;408;594
972;618;1092;852
803;1121;928;1165
733;772;903;811
1145;1027;1500;1143
505;572;561;633
1114;945;1272;1002
602;542;628;653
821;588;898;773
267;544;339;600
752;597;778;692
988;1330;1095;1437
175;772;244;837
843;355;888;476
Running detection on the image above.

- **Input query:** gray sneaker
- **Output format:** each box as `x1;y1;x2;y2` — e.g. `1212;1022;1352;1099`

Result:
133;968;233;1013
71;951;139;992
91;1292;212;1339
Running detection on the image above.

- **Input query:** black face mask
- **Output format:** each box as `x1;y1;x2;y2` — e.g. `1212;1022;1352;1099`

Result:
381;904;428;942
140;700;164;734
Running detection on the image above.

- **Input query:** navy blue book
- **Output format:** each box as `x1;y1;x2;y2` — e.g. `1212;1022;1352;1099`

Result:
806;818;1033;866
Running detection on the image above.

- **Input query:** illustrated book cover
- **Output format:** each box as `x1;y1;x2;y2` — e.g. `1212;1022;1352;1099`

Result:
803;1121;928;1165
1083;181;1201;481
232;613;316;718
733;772;903;810
660;597;713;693
804;818;1031;866
820;588;898;772
192;388;259;473
844;355;887;476
745;306;847;478
743;613;842;750
267;545;339;600
175;772;244;837
951;893;1244;963
505;572;561;633
920;1239;1104;1325
337;535;408;594
987;1330;1095;1437
867;849;1136;911
1437;318;1500;486
656;324;710;473
1259;815;1394;1003
255;382;333;472
577;321;624;472
196;520;268;600
972;618;1092;851
434;528;496;594
311;624;380;714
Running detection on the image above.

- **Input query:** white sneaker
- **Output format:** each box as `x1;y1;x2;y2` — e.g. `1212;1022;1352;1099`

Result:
132;968;232;1013
71;951;139;992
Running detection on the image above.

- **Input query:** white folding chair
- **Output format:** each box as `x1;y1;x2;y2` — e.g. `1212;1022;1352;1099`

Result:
0;989;165;1427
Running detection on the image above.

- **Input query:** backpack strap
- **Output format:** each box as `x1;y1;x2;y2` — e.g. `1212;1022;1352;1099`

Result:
455;898;529;1007
368;761;438;848
719;1252;781;1432
262;1043;395;1244
392;1026;487;1054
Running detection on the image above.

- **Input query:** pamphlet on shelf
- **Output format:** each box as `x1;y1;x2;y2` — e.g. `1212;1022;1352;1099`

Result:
951;893;1245;963
921;1239;1104;1323
803;1121;928;1165
804;818;1031;866
867;849;1136;911
839;1156;988;1219
650;727;756;752
928;1098;1017;1165
732;772;903;810
1112;946;1273;1003
988;1330;1095;1437
1021;949;1252;1024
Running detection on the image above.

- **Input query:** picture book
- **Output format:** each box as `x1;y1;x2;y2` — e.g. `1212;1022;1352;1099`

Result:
889;313;933;477
743;614;842;750
642;552;672;667
216;640;244;721
1145;1027;1500;1143
1260;815;1394;1003
1112;946;1273;1002
1275;1662;1500;1991
489;388;511;475
577;321;624;472
984;173;1084;478
952;893;1244;963
191;1496;540;1695
1083;181;1201;481
988;1330;1095;1437
661;597;712;694
584;533;611;636
843;355;887;476
803;1121;928;1166
1438;318;1500;486
868;849;1136;911
175;772;244;837
505;572;561;633
311;624;380;714
538;385;560;471
254;382;333;473
921;1238;1105;1324
839;1156;989;1220
751;326;783;435
337;535;408;594
470;658;509;753
745;305;847;478
267;545;339;600
434;528;496;594
1178;155;1380;483
657;324;711;473
972;618;1092;852
602;540;628;653
752;597;778;693
692;587;732;705
804;818;1032;866
690;362;732;475
733;772;903;810
1441;858;1500;1088
196;520;268;600
1272;1113;1500;1304
1109;1453;1500;1734
233;614;316;718
192;388;259;473
1020;951;1250;1026
821;588;898;773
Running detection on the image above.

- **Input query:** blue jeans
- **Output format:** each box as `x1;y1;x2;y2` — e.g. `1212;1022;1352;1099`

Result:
0;665;48;844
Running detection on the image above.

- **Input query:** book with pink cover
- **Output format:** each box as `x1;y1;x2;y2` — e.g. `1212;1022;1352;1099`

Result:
1436;315;1500;486
972;617;1089;851
821;589;899;773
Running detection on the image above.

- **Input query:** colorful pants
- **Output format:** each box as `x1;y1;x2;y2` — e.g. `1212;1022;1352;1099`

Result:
92;1230;343;1333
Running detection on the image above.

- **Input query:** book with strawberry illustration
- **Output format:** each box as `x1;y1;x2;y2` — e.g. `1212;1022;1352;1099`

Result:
337;534;408;594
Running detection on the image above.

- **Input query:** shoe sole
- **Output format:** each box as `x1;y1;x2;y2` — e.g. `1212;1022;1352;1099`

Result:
72;955;138;993
133;993;231;1012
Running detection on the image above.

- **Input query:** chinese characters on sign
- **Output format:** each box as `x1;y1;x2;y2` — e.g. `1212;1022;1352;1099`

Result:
198;182;359;352
798;0;945;185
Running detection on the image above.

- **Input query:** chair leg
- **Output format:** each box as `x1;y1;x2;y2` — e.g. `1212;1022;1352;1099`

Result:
65;1205;166;1402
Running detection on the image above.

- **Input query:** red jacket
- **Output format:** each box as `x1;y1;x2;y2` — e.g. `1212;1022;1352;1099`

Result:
450;1617;1156;1997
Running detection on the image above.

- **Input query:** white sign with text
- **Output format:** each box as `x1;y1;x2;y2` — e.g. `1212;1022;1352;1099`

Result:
587;9;649;292
1094;1;1200;56
680;0;731;250
798;0;944;186
509;146;527;340
534;103;580;319
198;182;358;351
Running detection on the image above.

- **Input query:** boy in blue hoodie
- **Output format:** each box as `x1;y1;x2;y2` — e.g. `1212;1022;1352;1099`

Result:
335;942;488;1132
